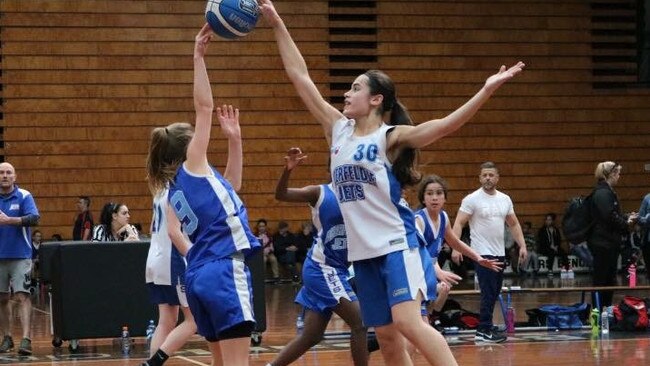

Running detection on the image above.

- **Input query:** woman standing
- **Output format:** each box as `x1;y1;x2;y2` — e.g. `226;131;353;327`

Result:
588;161;635;307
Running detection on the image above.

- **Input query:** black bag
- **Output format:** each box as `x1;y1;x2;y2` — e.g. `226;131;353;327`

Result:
430;299;480;330
562;193;594;244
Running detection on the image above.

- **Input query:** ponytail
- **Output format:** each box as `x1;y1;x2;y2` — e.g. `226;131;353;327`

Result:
146;122;194;194
364;70;422;187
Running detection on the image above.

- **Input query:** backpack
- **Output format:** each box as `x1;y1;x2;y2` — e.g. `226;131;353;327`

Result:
562;193;594;244
611;296;648;331
429;299;480;330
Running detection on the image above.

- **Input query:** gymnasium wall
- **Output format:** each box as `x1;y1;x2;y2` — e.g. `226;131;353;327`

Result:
0;0;648;237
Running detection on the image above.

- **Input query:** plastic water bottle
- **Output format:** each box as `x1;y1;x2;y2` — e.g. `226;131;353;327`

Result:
506;293;515;333
628;264;636;288
120;326;131;355
590;308;600;334
506;306;515;333
474;272;479;290
567;265;574;280
560;267;567;280
145;320;156;351
601;308;609;334
296;312;305;334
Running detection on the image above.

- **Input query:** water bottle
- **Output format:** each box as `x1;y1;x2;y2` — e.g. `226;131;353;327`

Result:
567;265;574;280
560;267;567;280
474;272;479;291
120;326;131;355
145;320;156;351
506;293;515;333
506;306;515;333
628;264;636;288
590;308;600;334
601;308;609;334
296;311;305;334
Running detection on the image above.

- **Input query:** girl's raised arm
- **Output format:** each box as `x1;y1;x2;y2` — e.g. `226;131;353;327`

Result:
260;0;343;144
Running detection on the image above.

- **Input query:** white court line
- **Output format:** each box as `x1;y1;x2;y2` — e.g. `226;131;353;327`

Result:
175;355;211;366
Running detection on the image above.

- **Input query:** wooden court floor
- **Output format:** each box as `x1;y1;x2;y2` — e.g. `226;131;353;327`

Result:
3;273;649;365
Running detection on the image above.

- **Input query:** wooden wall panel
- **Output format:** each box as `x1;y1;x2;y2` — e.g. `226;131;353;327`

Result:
1;0;648;239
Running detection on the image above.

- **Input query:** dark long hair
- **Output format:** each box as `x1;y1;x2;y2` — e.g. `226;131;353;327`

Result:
99;202;125;228
146;122;194;194
364;70;421;187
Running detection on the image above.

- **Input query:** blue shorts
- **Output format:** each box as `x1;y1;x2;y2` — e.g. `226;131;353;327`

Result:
147;283;188;307
185;257;255;341
353;245;437;327
295;258;357;319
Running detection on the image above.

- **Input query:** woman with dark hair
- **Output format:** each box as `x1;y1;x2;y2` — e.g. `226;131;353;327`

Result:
91;202;139;242
588;161;636;307
259;1;523;364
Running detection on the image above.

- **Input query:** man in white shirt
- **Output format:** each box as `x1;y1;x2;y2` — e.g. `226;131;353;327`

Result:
452;162;527;343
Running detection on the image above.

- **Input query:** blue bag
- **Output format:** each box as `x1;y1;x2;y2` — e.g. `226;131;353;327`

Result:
539;303;589;330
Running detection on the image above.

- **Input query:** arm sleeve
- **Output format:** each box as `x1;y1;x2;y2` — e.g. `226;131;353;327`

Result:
20;214;40;226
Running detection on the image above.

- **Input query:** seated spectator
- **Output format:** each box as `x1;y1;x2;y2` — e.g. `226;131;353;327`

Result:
31;230;43;287
520;221;539;275
273;221;298;282
569;240;593;269
92;202;139;242
256;218;279;281
50;233;63;242
294;221;314;276
538;213;567;275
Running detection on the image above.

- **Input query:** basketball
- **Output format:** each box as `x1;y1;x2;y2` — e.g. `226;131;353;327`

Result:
205;0;259;39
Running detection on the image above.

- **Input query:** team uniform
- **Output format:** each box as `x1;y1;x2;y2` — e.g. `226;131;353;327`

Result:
295;184;356;318
414;208;448;314
329;117;436;327
145;188;188;307
169;164;260;341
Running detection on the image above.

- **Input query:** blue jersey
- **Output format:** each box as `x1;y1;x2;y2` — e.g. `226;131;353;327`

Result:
146;188;187;285
415;208;447;260
307;184;348;270
168;165;260;269
0;186;39;259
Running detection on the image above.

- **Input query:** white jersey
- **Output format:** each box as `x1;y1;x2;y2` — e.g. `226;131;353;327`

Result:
330;117;421;261
458;188;514;256
145;188;188;285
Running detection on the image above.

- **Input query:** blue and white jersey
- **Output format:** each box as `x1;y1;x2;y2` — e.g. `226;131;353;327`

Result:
415;209;448;260
168;164;260;269
330;117;421;261
146;188;187;285
0;185;39;259
307;184;348;270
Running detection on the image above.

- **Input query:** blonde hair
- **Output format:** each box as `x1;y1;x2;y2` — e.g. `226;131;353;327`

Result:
146;122;194;194
594;161;621;181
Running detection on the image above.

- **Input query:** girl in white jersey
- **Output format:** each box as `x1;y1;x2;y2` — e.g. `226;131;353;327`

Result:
260;1;524;364
145;24;253;366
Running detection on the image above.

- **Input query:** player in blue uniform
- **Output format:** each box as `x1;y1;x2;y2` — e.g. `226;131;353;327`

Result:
414;175;502;316
145;24;259;366
266;147;367;366
260;1;524;364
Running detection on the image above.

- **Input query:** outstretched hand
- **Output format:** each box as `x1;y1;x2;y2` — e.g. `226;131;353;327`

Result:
284;147;307;171
259;0;282;27
194;23;213;58
216;105;241;139
478;257;504;273
484;61;525;92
